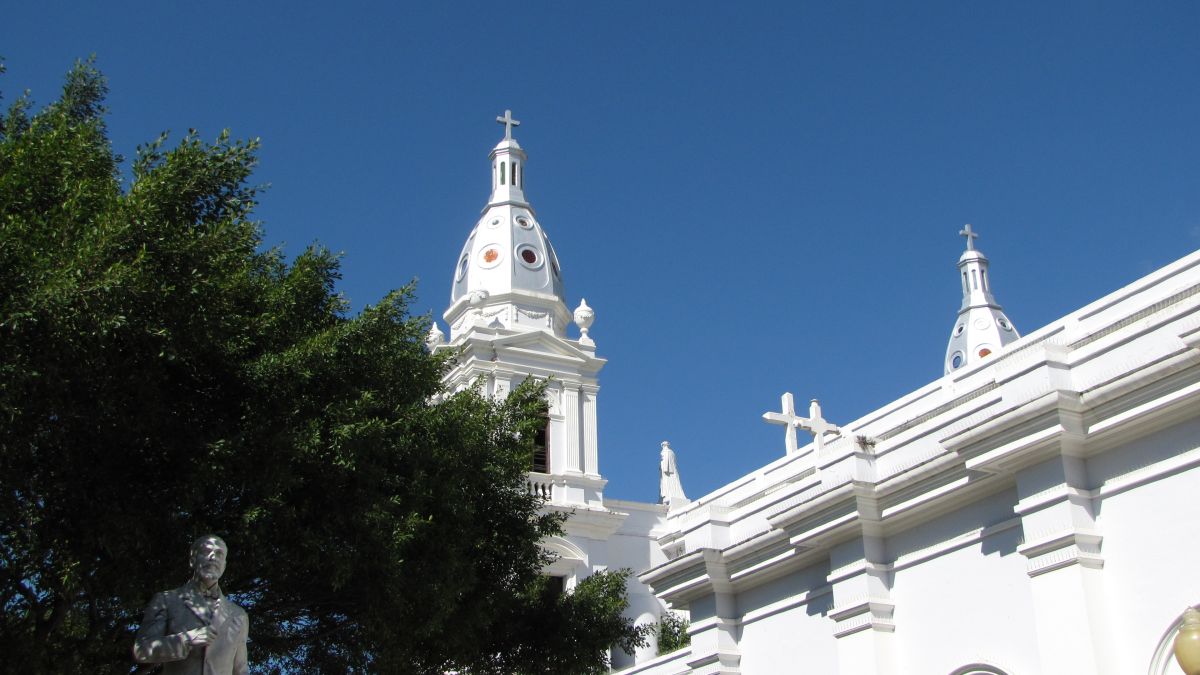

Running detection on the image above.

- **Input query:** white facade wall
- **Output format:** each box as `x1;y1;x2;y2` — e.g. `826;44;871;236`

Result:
625;251;1200;674
1092;417;1200;675
887;491;1037;675
607;500;674;668
736;567;838;674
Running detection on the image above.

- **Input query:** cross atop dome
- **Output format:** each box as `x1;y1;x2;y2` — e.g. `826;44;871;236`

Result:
496;109;521;141
959;223;979;251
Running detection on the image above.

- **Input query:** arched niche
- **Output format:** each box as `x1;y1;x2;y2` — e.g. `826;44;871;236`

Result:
541;536;588;585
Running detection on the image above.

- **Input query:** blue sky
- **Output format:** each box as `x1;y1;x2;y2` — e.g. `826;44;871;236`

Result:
4;2;1198;502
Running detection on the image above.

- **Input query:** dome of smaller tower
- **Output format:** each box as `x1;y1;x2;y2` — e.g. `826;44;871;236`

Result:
944;224;1020;375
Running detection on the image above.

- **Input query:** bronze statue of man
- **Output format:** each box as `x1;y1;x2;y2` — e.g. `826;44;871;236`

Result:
133;535;249;675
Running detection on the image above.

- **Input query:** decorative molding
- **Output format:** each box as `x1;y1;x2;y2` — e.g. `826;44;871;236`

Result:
962;420;1070;475
516;307;548;319
1017;530;1103;576
1086;377;1200;439
1070;282;1200;350
879;474;970;520
1013;483;1087;516
1095;444;1200;502
684;616;741;674
739;584;833;626
890;517;1021;572
876;381;1000;442
829;598;895;637
685;650;741;672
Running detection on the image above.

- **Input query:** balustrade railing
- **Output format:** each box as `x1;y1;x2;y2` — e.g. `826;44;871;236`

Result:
527;472;553;500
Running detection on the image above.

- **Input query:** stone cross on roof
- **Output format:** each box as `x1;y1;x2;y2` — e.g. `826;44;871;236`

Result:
802;399;841;452
763;393;842;455
763;392;803;455
496;109;521;140
959;223;979;251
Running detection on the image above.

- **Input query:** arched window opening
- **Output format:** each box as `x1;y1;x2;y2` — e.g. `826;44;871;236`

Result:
981;269;989;291
962;271;969;294
512;161;519;187
972;269;979;290
500;161;506;185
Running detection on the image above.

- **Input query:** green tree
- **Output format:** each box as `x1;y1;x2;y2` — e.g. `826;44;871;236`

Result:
655;612;690;655
0;59;646;674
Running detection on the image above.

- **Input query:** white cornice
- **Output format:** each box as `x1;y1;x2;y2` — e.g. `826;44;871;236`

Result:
548;503;627;540
448;330;606;373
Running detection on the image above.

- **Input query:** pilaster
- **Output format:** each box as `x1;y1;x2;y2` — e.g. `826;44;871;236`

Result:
827;537;897;675
827;442;897;675
492;371;511;399
1015;452;1123;674
686;612;741;675
685;551;741;675
582;384;600;476
562;386;582;473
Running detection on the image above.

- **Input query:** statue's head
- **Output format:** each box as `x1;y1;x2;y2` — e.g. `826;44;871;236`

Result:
189;534;228;585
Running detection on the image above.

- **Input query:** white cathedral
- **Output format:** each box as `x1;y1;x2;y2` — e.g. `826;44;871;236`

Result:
425;113;1200;675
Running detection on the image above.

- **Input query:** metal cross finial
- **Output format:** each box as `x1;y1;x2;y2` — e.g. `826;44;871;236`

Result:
960;223;980;251
496;109;520;140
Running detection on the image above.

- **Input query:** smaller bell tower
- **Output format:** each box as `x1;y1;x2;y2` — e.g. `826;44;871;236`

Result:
944;224;1020;374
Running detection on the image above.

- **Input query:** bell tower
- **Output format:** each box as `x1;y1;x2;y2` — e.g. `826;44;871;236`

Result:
428;112;613;512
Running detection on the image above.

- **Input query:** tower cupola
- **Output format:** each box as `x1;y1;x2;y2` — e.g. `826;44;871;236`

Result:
944;224;1020;374
444;111;570;341
489;110;529;207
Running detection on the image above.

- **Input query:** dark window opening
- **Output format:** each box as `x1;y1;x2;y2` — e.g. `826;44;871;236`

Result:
532;417;549;473
546;575;566;598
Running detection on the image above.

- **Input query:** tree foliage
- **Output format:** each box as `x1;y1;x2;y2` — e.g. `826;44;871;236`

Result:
0;59;646;674
655;612;690;656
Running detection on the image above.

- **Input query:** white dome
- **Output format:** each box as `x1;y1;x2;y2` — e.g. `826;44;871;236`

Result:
450;203;566;306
